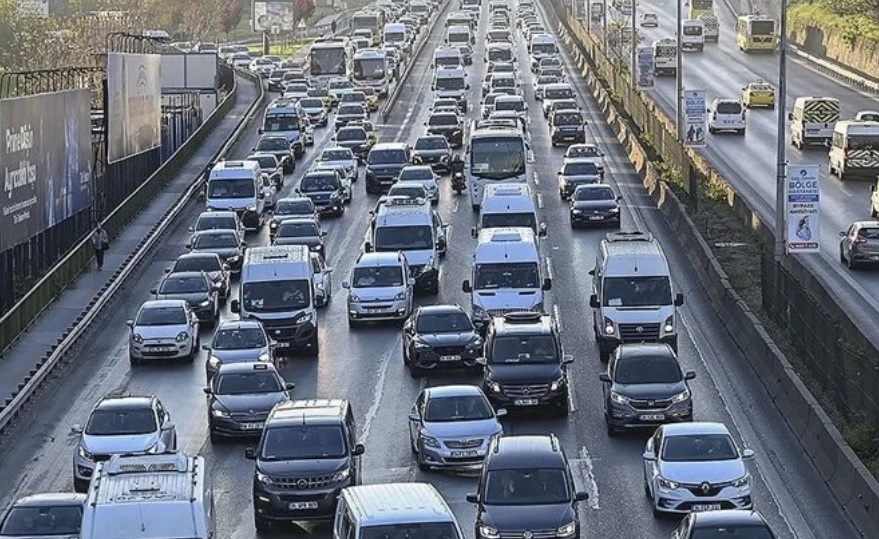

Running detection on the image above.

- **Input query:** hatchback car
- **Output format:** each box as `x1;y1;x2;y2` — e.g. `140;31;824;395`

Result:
270;197;316;239
272;217;327;256
151;271;219;326
570;184;622;227
166;252;230;303
204;319;273;381
640;12;659;26
246;152;284;187
254;135;295;172
643;422;755;517
127;299;200;365
186;229;246;272
672;510;778;539
409;385;505;470
205;362;293;441
412;135;453;172
297;97;329;126
564;143;605;176
558;159;603;198
333;127;372;162
317;146;358;181
425;112;465;148
189;210;245;240
335;103;368;130
398;165;440;204
298;170;348;217
742;81;776;109
708;99;747;135
839;220;879;269
551;110;587;145
281;82;309;101
403;305;483;376
0;493;86;539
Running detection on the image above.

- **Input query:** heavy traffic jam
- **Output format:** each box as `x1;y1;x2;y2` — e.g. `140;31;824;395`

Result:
1;1;788;539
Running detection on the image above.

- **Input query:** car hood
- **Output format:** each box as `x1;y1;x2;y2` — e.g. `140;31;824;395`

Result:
336;140;368;149
82;432;160;455
337;113;366;120
413;149;449;158
423;417;502;439
398;248;433;266
474;289;542;310
320;158;356;169
303;190;341;201
301;107;324;114
613;381;687;400
486;363;563;383
258;456;349;477
134;324;188;339
214;391;289;413
274;236;321;246
658;460;746;484
562;174;602;184
482;502;574;531
554;124;584;131
418;331;479;347
350;285;406;301
368;163;406;173
207;197;253;211
155;292;210;305
428;124;462;134
602;305;674;323
210;347;269;361
2;534;78;539
399;179;438;192
192;246;240;259
572;200;618;211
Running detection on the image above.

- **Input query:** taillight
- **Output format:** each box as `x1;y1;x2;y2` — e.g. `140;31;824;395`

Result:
854;237;868;245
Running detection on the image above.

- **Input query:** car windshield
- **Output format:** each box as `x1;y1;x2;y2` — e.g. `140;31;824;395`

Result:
212;327;266;349
322;149;353;161
538;76;559;85
301;174;339;192
242;280;310;312
416;137;449;150
475;262;539;289
300;98;324;109
136;306;186;325
662;434;739;462
263;116;300;132
287;84;308;93
484;469;569;505
437;77;465;90
563;162;599;175
85;408;157;435
374;225;433;250
275;200;313;215
208;179;255;199
555;112;583;125
481;212;536;231
0;505;83;536
216;372;282;395
858;227;879;239
195;215;237;231
260;425;347;460
615;355;682;384
490;335;557;364
492;63;515;72
250;155;277;169
193;232;237;249
750;84;772;92
567;145;601;158
847;136;879;150
370;149;408;165
360;523;460;539
488;49;513;62
575;187;615;201
277;221;319;237
716;101;742;114
602;276;673;307
496;99;525;112
690;526;775;539
337;129;366;142
308;89;328;97
159;275;207;294
429;115;458;126
416;311;473;333
339;105;364;116
424;395;493;422
352;266;405;287
492;76;515;88
400;168;433;181
545;88;573;100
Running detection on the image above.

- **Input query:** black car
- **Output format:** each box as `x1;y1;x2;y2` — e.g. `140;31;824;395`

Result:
425;112;465;148
403;305;483;377
269;197;317;239
204;362;293;441
253;135;295;173
412;135;453;172
334;126;371;161
365;143;411;194
0;493;86;539
569;184;622;227
599;343;695;435
479;312;574;416
297;171;346;217
167;252;231;303
550;110;587;146
466;435;589;539
457;45;474;65
673;510;777;539
246;400;365;531
267;69;289;91
151;271;219;326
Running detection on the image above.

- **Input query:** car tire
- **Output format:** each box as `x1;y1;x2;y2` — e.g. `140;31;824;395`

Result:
417;456;430;472
427;280;439;295
652;507;664;520
307;334;320;356
847;254;858;270
408;364;422;378
129;355;143;367
599;347;611;362
254;514;273;533
348;317;360;329
73;477;90;493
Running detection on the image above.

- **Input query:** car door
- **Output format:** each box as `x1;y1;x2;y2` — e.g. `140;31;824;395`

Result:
843;224;857;254
186;305;200;337
408;391;426;447
644;428;663;496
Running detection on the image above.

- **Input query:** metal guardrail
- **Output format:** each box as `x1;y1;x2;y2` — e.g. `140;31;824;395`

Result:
0;70;264;434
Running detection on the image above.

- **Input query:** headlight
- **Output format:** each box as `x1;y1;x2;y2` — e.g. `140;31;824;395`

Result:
609;207;620;213
413;338;431;349
603;317;616;335
131;333;144;344
270;221;278;229
258;353;271;362
420;435;440;448
176;331;189;342
316;282;326;290
227;255;241;263
78;445;93;460
479;525;500;539
610;391;629;405
297;311;316;325
658;477;679;491
550;376;566;392
671;388;690;404
731;475;750;488
487;381;502;393
198;300;211;307
256;471;274;485
467;337;483;350
472;304;486;318
211;408;230;418
349;293;361;303
424;257;436;270
556;522;577;538
571;208;582;215
331;468;351;482
246;205;257;212
208;356;221;368
664;315;675;334
394;291;407;301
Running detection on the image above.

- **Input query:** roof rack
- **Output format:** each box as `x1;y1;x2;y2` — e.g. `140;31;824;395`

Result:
105;452;190;475
502;311;543;323
605;231;653;243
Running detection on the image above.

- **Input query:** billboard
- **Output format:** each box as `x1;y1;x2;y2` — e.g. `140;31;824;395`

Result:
683;89;707;148
106;52;162;163
1;90;93;251
161;53;219;91
253;1;296;32
786;164;821;254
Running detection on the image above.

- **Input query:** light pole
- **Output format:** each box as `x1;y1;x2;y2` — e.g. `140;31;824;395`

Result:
631;1;637;77
675;0;684;140
603;1;609;51
774;0;788;260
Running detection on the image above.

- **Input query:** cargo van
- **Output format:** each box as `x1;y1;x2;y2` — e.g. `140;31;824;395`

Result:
588;232;684;362
681;19;705;51
433;47;463;69
700;13;719;42
829;120;879;181
473;184;547;237
206;160;267;230
789;96;840;149
383;23;407;47
433;66;469;112
446;25;472;46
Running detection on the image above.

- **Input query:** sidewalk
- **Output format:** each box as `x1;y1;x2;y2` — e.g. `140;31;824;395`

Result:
0;74;259;406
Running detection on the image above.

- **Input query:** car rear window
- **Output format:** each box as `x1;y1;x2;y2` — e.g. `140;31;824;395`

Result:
858;227;879;239
716;101;742;114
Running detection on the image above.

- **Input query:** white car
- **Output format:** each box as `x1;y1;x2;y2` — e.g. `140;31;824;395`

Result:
249;57;275;75
643;422;755;518
282;82;310;101
317;146;358;182
127;299;200;365
263;54;283;67
640;13;659;27
708;98;746;135
564;143;606;177
230;52;252;69
398;165;440;204
534;75;562;100
328;78;355;102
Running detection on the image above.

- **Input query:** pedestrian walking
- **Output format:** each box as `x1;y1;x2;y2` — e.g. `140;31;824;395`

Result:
90;223;109;271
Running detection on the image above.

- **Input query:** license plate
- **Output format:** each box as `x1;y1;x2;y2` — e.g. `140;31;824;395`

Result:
289;501;319;510
589;216;604;221
639;414;665;421
274;341;290;348
871;256;879;260
440;355;461;362
367;308;386;313
241;422;264;430
514;398;539;406
450;450;479;458
152;346;176;352
692;504;721;511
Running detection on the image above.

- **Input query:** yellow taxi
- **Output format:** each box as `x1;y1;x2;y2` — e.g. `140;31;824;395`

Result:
742;81;776;108
355;87;380;112
348;119;378;147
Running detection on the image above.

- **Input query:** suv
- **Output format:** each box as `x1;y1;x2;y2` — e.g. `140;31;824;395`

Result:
365;142;412;194
478;312;573;415
245;400;365;531
465;435;589;539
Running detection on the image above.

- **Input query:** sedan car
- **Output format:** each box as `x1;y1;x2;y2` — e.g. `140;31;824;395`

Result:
0;493;86;539
544;97;580;118
127;299;199;365
839;220;879;269
347;119;379;147
387;183;430;201
408;385;505;470
412;135;453;172
550;110;587;145
189;210;245;240
71;394;177;491
673;510;778;539
333;126;372;162
297;170;347;217
166;252;230;303
398;165;440;204
204;362;294;441
742;81;776;109
297;97;328;126
249;57;275;75
640;12;659;27
335;103;368;130
570;184;622;227
203;319;273;381
425;111;464;148
403;305;483;376
558;158;602;198
270;197;316;239
246;152;284;188
151;271;219;326
643;422;755;517
272;217;327;257
281;82;309;101
317;146;359;181
253;135;295;173
564;143;605;177
186;229;246;272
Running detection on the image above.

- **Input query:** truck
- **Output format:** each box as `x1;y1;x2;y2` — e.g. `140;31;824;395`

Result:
652;38;677;76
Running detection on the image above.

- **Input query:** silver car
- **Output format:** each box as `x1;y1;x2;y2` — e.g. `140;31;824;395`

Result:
643;422;754;517
408;385;505;471
246;152;284;188
203;319;273;381
318;146;358;181
0;493;86;539
127;299;200;365
398;165;439;204
343;252;415;327
839;220;879;269
71;394;177;492
272;217;327;256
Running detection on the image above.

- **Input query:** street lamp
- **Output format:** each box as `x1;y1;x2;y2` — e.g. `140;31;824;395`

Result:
675;0;684;141
631;1;636;78
774;0;788;260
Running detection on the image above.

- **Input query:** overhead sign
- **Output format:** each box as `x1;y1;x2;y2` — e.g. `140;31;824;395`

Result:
253;1;296;32
683;89;707;148
106;52;162;163
636;46;654;88
786;164;821;254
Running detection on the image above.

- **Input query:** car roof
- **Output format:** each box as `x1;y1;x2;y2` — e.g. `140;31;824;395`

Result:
663;422;731;437
691;510;770;527
192;228;237;237
277;217;320;225
357;251;405;266
216;319;264;331
417;304;467;317
11;493;87;507
852;220;879;228
373;142;409;150
140;299;188;309
163;271;207;280
95;394;154;410
617;343;675;359
487;435;564;469
217;362;279;375
402;165;433;172
491;312;554;335
268;399;349;426
176;252;221;261
424;384;483;399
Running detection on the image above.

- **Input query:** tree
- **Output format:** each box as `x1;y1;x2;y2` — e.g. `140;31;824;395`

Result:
219;0;244;34
294;0;316;24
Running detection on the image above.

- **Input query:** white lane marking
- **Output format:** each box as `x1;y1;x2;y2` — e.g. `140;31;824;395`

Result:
573;447;601;509
527;149;535;162
537;192;544;209
452;199;459;213
360;336;401;445
545;255;554;280
566;371;577;413
553;304;563;332
532;170;540;185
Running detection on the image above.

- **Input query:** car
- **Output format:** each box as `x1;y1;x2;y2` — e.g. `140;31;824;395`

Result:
340;90;369;111
564;143;605;176
249;57;274;75
189;210;245;240
456;44;474;65
569;184;623;227
281;82;309;101
365;142;412;194
425;111;465;148
246;152;284;188
253;135;295;173
534;74;562;100
742;81;776;109
270;197;316;238
311;162;354;198
672;510;778;539
398;165;440;204
432;97;462;113
258;171;280;209
386;183;430;201
839;220;879;269
71;394;178;491
708;99;747;135
336;103;368;130
412;135;453;172
297;170;348;217
492;95;529;120
229;52;252;69
307;87;333;108
403;305;483;376
151;271;219;326
550;110;587;145
558;158;603;198
204;362;294;442
186;229;246;272
266;69;289;91
466;435;589;539
643;422;755;517
856;110;879;121
487;61;518;76
328;77;356;102
343;251;415;327
127;299;200;366
317;146;359;181
354;87;380;111
297;97;328;126
263;54;283;67
0;493;86;539
333;126;372;162
408;385;504;470
203;319;273;380
544;97;579;118
481;92;506;119
347;119;379;147
640;12;659;26
537;57;562;72
166;252;231;303
272;216;327;255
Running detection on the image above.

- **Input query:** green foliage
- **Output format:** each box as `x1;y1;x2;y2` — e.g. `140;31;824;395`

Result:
789;0;879;47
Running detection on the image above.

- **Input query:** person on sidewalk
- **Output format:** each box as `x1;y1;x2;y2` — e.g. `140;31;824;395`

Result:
90;223;109;271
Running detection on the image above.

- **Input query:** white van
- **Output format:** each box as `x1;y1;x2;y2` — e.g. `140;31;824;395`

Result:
433;46;463;69
383;23;407;47
231;245;323;355
463;227;551;330
588;232;684;362
700;13;719;42
334;483;464;539
80;453;214;539
446;25;472;46
529;34;558;69
433;66;469;112
829;120;879;181
343;251;415;327
708;98;746;135
473;183;547;237
206;160;267;230
789;96;840;149
681;19;705;51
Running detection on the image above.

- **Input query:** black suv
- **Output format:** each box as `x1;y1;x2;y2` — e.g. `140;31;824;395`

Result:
478;312;573;416
466;435;589;539
599;343;695;435
245;399;365;531
550;110;587;146
403;304;483;377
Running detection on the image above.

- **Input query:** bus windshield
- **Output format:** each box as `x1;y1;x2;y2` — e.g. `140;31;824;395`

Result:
470;137;526;180
310;47;346;76
354;57;386;79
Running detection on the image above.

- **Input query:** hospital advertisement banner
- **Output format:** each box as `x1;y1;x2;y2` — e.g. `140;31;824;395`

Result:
683;89;707;148
786;164;821;254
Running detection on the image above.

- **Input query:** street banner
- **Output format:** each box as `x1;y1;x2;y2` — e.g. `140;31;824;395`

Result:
0;90;93;251
253;1;296;32
683;89;707;148
636;46;654;88
786;164;821;254
107;52;162;163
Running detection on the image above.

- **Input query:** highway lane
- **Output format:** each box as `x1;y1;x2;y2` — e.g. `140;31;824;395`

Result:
0;3;857;539
618;0;879;343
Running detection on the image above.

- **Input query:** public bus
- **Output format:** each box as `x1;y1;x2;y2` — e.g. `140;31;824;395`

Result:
466;127;529;209
351;9;384;46
687;0;713;19
352;48;390;97
309;39;351;88
736;15;778;52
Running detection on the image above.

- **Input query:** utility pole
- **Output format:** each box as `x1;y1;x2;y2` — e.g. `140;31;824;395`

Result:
775;0;789;260
603;1;609;51
631;1;637;77
675;0;684;140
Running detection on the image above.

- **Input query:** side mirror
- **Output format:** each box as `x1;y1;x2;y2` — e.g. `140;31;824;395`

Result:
674;293;684;306
436;238;446;250
71;424;83;435
184;243;192;249
285;382;296;390
685;371;696;380
342;280;350;289
161;421;175;431
257;128;263;134
741;87;747;91
871;184;876;192
466;84;471;90
125;319;134;328
321;231;328;237
742;448;755;459
222;263;231;271
475;357;487;365
462;280;472;293
202;344;211;351
202;387;211;394
599;373;611;382
787;112;794;121
839;231;847;237
539;222;547;237
163;267;171;273
496;408;508;417
562;354;574;365
230;299;241;313
150;288;158;295
258;192;265;199
245;448;256;460
588;269;595;276
353;443;366;456
466;493;479;503
542;278;552;291
409;412;420;421
575;491;590;501
364;241;373;252
642;451;656;461
471;227;478;238
407;277;416;286
589;294;599;309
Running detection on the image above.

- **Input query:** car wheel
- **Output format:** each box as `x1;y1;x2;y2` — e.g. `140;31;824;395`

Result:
606;421;617;437
847;253;858;270
408;364;422;378
644;476;651;498
840;246;847;263
652;507;664;520
307;334;320;356
254;514;273;533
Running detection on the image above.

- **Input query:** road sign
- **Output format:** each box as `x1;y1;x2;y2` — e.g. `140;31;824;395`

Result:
786;165;821;254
